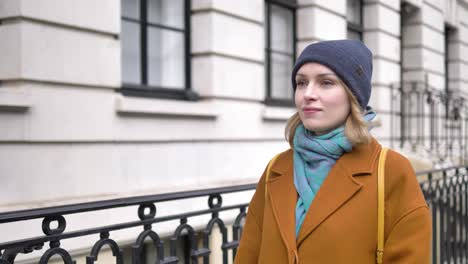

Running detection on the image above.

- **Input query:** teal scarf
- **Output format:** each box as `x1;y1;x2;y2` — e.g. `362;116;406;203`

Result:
293;109;376;237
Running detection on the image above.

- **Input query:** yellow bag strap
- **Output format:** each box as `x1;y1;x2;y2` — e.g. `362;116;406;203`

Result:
264;153;281;200
376;147;388;264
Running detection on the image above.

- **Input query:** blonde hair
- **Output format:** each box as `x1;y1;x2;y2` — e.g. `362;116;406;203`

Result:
285;83;373;147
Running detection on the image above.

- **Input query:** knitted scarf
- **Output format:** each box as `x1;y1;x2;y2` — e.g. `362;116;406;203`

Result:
293;109;376;237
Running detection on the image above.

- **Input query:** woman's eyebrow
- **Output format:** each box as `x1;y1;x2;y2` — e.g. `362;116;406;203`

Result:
317;73;337;78
295;73;307;78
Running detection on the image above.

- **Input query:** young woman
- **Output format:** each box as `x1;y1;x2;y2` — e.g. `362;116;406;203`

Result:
234;40;431;263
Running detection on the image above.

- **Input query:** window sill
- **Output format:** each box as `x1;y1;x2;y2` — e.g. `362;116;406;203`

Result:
0;92;31;112
115;95;219;119
262;105;295;121
120;85;200;101
264;97;294;107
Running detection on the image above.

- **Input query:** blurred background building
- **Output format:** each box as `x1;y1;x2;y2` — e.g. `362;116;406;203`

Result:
1;0;468;263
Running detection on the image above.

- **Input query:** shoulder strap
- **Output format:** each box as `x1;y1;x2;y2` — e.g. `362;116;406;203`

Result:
376;147;389;264
264;153;281;200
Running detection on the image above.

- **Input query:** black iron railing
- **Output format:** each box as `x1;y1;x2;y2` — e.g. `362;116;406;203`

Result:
389;79;468;165
0;166;467;264
0;184;255;264
420;166;468;264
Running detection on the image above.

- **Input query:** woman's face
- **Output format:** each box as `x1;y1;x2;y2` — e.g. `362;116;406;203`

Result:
294;63;351;135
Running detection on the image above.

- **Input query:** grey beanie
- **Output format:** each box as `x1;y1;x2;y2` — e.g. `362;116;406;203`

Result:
291;39;373;109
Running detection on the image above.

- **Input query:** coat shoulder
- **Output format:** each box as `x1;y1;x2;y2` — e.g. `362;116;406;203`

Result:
275;148;293;160
268;149;293;174
383;148;428;227
384;148;418;187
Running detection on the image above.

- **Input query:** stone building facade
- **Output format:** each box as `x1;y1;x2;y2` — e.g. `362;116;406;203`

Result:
1;0;468;262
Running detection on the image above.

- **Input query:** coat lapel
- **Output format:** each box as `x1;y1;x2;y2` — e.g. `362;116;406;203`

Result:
266;139;382;250
266;150;297;253
296;138;382;247
296;162;362;246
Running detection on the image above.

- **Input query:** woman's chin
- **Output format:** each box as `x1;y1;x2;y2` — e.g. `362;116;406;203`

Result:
302;125;328;135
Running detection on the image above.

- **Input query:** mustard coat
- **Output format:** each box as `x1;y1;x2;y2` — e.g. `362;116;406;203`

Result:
235;138;431;263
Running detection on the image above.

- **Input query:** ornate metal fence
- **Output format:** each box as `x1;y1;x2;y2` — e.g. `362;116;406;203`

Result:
389;79;468;165
1;166;467;264
420;166;468;264
0;185;254;264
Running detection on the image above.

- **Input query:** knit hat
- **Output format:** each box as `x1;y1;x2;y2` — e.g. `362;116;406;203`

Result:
291;39;373;109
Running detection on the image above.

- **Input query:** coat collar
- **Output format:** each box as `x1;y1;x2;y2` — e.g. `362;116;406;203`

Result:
266;138;382;250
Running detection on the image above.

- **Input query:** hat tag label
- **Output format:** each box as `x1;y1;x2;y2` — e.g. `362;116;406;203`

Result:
356;66;364;76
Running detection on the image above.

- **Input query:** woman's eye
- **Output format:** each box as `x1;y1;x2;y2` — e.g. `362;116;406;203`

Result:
296;80;306;87
322;80;334;86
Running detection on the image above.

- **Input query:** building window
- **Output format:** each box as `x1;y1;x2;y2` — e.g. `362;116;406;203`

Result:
121;0;197;100
445;25;456;117
347;0;363;40
445;25;455;95
265;0;297;106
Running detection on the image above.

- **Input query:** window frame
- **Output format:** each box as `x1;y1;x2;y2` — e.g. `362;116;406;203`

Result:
346;0;364;40
265;0;297;107
120;0;198;101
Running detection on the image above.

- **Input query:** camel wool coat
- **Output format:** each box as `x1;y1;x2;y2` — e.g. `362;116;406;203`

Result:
234;138;431;264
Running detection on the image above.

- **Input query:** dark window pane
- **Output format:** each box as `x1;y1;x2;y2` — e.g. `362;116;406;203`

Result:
265;4;269;46
347;30;361;40
148;0;185;29
121;21;142;84
347;0;362;25
270;4;294;53
271;52;294;99
147;27;185;88
121;0;140;19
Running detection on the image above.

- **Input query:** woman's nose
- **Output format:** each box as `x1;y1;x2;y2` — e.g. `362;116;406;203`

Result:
304;83;319;100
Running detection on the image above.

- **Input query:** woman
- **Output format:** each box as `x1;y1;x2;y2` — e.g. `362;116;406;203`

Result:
234;40;431;263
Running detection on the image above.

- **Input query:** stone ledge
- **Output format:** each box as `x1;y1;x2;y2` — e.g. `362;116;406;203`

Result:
0;91;31;112
115;95;219;119
262;106;295;121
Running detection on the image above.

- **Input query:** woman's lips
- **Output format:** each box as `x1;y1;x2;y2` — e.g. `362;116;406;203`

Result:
303;107;322;114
